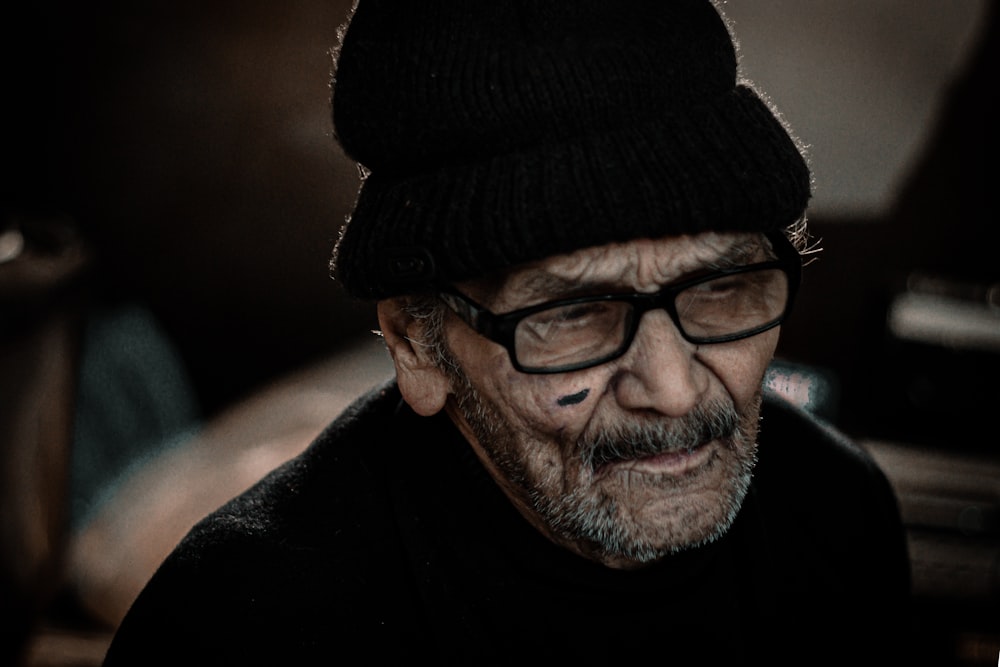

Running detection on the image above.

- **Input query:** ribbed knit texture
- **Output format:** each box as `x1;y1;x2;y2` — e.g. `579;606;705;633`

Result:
330;0;811;299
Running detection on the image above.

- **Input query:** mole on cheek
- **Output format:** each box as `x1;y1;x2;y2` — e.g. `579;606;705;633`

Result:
556;388;590;407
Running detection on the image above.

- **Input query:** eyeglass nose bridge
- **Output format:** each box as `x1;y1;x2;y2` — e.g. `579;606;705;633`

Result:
617;289;692;357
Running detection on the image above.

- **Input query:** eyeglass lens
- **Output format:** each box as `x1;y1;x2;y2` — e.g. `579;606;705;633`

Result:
513;267;789;371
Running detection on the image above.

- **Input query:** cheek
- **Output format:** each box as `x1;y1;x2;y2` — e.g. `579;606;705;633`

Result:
699;328;779;407
445;324;605;438
499;377;599;439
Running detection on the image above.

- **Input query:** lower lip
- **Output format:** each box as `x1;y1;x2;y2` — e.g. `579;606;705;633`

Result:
601;442;715;477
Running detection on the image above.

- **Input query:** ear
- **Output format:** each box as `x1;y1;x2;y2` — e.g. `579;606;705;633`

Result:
376;299;451;416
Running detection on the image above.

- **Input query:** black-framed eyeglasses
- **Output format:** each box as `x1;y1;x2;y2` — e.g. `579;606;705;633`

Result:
439;231;802;374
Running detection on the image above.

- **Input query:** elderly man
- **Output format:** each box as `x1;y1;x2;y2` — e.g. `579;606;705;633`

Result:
104;0;912;663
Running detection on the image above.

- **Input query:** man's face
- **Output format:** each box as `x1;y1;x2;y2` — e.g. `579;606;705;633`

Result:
391;231;782;569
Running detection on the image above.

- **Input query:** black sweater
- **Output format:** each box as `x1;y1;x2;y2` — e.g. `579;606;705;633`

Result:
104;379;912;665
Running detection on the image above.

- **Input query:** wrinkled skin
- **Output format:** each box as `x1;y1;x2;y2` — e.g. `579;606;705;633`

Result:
378;231;781;569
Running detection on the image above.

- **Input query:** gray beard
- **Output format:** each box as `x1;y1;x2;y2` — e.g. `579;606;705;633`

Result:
581;402;740;471
451;376;762;564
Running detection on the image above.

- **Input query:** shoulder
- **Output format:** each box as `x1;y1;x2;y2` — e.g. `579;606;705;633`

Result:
756;391;902;519
758;390;880;475
186;379;405;545
754;390;910;581
184;379;418;570
749;391;913;653
105;380;434;662
756;389;910;545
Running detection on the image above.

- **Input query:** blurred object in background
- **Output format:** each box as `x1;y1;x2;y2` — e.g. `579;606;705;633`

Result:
861;0;1000;455
56;0;370;417
6;0;365;664
771;2;1000;664
68;301;202;536
862;439;1000;656
855;0;997;452
879;273;1000;450
724;0;989;221
888;274;1000;355
64;334;393;632
765;358;840;425
0;215;92;667
768;0;998;450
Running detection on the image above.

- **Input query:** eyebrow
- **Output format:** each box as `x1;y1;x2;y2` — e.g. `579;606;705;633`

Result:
702;236;770;270
512;235;770;302
518;271;585;298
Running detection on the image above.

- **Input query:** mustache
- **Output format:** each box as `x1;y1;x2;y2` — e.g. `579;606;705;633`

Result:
580;401;740;470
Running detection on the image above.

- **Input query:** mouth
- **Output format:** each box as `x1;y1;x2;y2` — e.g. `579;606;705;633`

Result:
593;440;716;477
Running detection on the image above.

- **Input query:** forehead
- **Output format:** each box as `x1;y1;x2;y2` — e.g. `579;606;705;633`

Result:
469;231;767;307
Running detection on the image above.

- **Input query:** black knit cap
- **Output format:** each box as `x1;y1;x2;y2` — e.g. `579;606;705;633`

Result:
330;0;811;300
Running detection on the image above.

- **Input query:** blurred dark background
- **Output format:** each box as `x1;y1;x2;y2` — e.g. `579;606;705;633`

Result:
2;0;997;665
728;0;999;452
5;0;373;416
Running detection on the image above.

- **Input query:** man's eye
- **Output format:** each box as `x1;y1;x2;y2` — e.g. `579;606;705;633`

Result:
560;302;609;321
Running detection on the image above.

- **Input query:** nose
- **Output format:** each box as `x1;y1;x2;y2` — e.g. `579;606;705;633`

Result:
611;309;708;417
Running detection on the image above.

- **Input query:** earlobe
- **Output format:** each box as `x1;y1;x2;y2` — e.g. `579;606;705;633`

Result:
376;299;451;416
